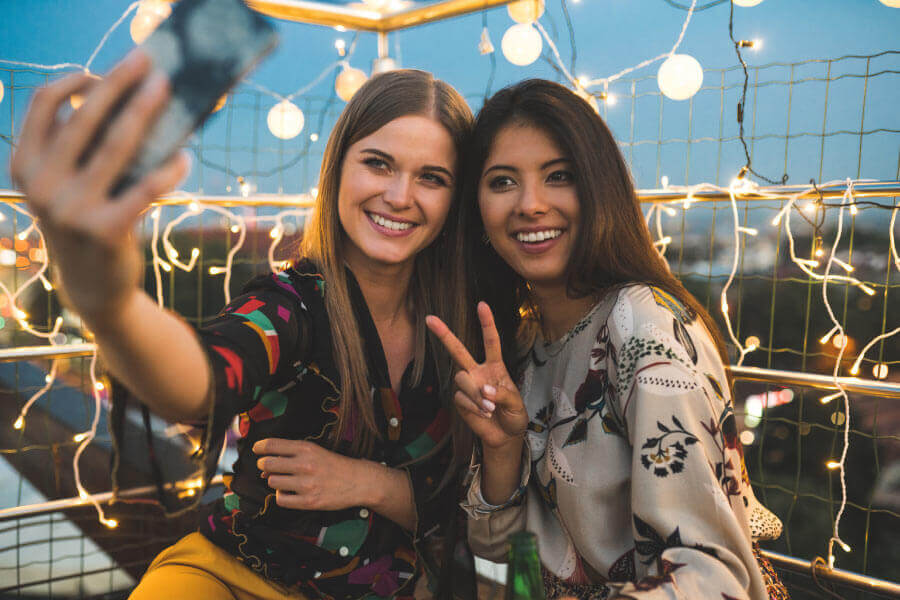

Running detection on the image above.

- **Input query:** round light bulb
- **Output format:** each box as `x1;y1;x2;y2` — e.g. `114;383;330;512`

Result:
732;0;764;6
266;100;304;140
873;363;889;379
657;54;703;101
878;0;900;6
130;0;172;44
507;0;545;24
501;24;543;67
335;66;368;102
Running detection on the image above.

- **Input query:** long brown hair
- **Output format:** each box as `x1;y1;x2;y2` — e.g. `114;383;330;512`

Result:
450;79;730;374
301;69;474;458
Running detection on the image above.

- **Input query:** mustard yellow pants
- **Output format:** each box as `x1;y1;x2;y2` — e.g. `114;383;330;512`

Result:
129;532;306;600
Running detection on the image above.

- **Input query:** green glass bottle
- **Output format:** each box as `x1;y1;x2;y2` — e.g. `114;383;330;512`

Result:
504;531;545;600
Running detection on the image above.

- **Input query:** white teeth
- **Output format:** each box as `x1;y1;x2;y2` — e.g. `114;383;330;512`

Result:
516;229;562;243
370;213;413;231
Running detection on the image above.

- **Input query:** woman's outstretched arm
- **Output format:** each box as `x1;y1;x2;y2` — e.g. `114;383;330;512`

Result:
10;52;208;422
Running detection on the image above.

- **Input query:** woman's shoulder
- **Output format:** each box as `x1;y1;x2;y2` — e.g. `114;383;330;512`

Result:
238;258;327;307
607;283;698;337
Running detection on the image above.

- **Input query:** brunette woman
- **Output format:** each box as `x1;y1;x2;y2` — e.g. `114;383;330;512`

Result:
10;53;474;599
428;79;787;599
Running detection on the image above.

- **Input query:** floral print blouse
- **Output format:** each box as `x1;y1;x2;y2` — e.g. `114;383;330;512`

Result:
112;260;458;600
464;285;781;599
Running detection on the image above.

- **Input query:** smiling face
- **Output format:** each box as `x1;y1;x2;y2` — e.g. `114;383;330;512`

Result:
337;114;457;274
478;123;580;292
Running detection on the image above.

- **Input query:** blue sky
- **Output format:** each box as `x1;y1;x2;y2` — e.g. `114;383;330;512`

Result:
1;0;898;193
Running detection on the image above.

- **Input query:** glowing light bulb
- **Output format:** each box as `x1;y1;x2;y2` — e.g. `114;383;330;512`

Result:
230;225;240;233
501;24;542;66
850;364;860;376
739;430;755;446
744;335;760;351
732;0;764;6
74;432;88;442
158;260;172;272
335;66;367;102
507;0;545;23
270;226;282;239
826;460;841;469
310;133;319;142
212;94;227;113
13;416;24;430
267;100;305;140
820;392;842;404
604;93;616;106
103;519;118;529
334;39;346;55
831;333;848;349
78;489;89;500
873;363;889;379
311;187;319;198
657;54;703;101
209;266;226;275
130;0;172;44
738;226;758;236
478;27;495;55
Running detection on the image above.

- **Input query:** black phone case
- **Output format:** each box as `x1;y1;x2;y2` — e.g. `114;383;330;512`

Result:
113;0;278;195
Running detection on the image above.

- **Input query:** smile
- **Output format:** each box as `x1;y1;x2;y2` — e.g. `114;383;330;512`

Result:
367;212;415;231
514;229;562;243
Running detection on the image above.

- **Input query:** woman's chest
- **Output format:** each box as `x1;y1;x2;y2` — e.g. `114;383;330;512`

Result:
521;348;631;513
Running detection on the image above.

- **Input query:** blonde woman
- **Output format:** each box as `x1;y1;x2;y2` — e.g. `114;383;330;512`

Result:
10;52;474;599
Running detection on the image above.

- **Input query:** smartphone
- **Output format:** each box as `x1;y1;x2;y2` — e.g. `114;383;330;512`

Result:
113;0;278;195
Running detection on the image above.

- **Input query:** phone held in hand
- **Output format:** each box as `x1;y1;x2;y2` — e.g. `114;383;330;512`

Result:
113;0;278;195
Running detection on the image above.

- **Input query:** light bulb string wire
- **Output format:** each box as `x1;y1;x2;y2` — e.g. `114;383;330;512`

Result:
580;0;697;90
728;0;787;185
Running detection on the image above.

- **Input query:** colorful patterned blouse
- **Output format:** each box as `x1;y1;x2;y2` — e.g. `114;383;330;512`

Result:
117;260;459;600
464;285;784;600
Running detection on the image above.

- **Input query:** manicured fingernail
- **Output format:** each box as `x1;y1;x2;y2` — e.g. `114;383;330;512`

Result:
482;399;496;412
483;384;496;396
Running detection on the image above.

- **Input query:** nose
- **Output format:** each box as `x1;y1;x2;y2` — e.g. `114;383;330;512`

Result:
516;179;549;217
383;174;414;210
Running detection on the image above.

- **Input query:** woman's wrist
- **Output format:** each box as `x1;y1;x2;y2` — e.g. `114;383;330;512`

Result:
481;437;525;505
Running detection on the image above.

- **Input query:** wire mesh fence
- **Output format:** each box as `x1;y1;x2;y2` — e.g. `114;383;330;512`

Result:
0;49;897;598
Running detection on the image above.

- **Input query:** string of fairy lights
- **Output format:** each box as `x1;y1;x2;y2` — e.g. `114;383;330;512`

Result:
0;0;898;574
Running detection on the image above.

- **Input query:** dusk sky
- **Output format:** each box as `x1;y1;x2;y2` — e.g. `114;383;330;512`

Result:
1;1;898;192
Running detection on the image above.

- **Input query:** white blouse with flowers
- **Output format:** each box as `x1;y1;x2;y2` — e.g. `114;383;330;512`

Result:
464;284;782;600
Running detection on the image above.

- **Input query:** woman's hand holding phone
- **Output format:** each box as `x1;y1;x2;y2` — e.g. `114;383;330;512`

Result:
426;303;529;451
9;51;190;327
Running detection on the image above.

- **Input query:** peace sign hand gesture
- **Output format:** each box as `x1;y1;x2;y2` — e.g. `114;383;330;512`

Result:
426;302;528;451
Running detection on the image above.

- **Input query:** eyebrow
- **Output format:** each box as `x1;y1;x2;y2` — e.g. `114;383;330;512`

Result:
482;157;572;176
360;148;455;182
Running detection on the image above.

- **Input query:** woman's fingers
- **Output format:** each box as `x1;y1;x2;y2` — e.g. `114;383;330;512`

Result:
425;315;478;371
477;301;504;364
84;70;170;195
453;390;492;420
10;72;91;189
47;51;152;174
256;455;293;475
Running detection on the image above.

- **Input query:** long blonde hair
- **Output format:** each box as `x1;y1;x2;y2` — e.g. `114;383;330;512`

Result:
300;69;474;458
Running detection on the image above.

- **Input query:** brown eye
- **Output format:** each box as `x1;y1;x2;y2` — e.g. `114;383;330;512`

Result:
547;170;574;184
488;175;516;191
